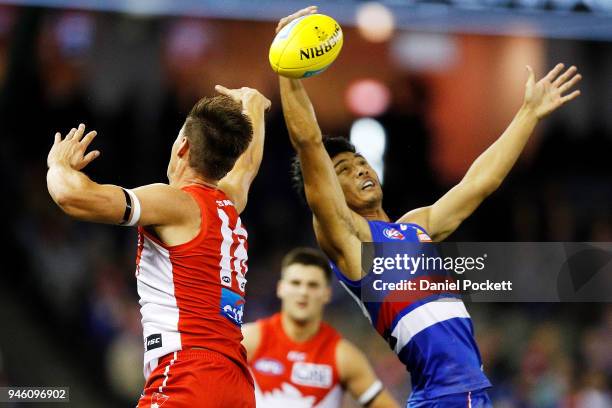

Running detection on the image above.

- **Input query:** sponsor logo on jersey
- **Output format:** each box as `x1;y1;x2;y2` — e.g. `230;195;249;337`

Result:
383;227;405;240
253;358;285;376
287;351;306;362
291;362;333;389
145;333;162;351
220;287;245;326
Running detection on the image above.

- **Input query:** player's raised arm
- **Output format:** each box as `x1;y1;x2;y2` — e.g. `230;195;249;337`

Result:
217;85;271;213
280;76;365;250
336;339;400;408
400;63;581;241
278;10;366;257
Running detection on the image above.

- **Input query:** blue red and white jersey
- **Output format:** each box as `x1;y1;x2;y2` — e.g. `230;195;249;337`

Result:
135;184;249;380
330;220;491;401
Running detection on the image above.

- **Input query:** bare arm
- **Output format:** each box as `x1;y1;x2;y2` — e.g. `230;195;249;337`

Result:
400;64;581;241
241;322;262;362
280;76;364;256
217;86;271;213
336;340;399;408
47;124;197;227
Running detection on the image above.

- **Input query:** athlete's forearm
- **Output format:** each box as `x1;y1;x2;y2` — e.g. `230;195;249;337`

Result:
234;103;266;183
279;77;323;148
462;105;538;192
47;164;122;222
47;163;92;209
217;103;265;213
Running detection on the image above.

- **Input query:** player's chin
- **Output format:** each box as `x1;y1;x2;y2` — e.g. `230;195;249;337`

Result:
359;188;382;205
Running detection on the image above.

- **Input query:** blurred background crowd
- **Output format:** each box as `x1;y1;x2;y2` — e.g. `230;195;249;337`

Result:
0;1;610;407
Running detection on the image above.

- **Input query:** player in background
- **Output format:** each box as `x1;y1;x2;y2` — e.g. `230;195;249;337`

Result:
242;247;399;408
47;85;271;407
277;6;582;408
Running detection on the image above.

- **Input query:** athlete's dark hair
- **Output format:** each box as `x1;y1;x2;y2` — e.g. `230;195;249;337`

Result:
184;95;253;180
290;136;356;201
281;247;333;284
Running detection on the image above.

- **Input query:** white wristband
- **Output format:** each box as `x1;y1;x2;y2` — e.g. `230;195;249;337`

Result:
124;189;141;226
358;380;383;406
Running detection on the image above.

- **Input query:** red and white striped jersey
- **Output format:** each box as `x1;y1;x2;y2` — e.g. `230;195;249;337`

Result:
135;184;249;379
250;313;343;408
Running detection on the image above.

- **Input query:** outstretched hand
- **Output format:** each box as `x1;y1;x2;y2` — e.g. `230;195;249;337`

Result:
523;63;581;119
47;123;100;170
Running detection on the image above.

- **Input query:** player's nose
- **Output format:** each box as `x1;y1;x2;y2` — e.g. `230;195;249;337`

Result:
357;167;369;178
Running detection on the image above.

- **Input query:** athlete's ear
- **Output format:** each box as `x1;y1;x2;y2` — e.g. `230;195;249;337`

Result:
177;137;189;157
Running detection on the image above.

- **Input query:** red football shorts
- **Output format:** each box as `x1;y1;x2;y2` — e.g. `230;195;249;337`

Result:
137;349;255;408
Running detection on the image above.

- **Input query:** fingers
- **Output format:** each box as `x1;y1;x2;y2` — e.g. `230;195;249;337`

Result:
73;123;87;141
553;65;577;87
561;90;581;104
544;63;565;83
80;130;97;148
525;65;535;86
54;132;61;144
276;6;318;33
64;127;77;140
82;150;101;167
215;84;230;96
559;73;582;94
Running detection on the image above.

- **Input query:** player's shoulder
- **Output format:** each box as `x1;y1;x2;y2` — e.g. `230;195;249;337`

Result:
134;183;191;198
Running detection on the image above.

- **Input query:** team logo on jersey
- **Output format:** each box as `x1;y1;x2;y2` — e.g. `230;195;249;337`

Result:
383;228;405;240
145;333;162;351
291;362;333;388
150;392;169;407
220;288;245;326
253;358;285;375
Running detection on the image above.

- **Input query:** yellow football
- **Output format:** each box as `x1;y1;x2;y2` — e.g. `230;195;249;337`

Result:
269;14;343;79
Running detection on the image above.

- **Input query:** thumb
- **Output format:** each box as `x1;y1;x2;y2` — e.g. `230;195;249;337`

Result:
215;84;230;95
525;65;535;86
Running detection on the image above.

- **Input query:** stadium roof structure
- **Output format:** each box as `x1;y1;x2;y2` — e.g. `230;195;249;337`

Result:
1;0;612;41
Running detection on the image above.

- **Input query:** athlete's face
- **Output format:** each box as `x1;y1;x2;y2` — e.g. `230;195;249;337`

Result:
277;264;331;323
332;152;383;212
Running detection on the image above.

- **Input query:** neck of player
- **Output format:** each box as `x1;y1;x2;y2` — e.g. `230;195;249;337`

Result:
281;312;321;343
171;164;218;189
359;206;390;222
